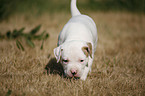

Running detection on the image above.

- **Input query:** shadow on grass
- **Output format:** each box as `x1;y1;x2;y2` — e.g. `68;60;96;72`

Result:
45;58;64;77
45;57;80;80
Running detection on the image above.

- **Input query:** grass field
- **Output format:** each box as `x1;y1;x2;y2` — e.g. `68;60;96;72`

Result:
0;11;145;96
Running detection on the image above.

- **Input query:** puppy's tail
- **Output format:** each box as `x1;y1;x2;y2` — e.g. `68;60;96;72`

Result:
71;0;81;17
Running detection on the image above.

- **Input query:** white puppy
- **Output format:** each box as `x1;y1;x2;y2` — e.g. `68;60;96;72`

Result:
54;0;97;80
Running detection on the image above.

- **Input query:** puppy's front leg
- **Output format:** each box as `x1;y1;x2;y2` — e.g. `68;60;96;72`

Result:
88;57;93;72
80;66;90;81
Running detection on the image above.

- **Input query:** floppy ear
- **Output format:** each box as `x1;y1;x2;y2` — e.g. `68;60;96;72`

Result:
54;46;62;63
87;42;92;58
82;42;92;58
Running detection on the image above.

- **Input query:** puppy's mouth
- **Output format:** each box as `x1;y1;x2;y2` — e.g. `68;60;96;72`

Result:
71;76;80;80
64;73;80;80
66;76;80;80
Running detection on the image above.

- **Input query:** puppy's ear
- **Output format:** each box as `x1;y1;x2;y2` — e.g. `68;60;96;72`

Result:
82;42;92;58
54;46;62;63
87;42;92;58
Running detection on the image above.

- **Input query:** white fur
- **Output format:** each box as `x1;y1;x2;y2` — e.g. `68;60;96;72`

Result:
54;0;97;80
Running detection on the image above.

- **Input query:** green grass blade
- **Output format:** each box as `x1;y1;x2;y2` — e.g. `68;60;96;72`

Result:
13;28;25;38
40;39;44;50
26;39;35;48
16;41;20;49
18;27;25;33
6;31;12;39
12;29;20;38
33;31;46;40
44;33;49;40
16;40;24;51
30;25;41;35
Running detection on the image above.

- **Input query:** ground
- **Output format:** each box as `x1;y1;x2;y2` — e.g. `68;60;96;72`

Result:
0;12;145;96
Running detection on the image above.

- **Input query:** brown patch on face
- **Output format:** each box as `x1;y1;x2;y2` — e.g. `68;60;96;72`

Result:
87;42;92;58
82;47;89;57
60;49;63;63
81;42;92;58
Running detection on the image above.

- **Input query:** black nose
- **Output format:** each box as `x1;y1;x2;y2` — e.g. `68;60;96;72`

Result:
71;70;77;76
72;72;76;75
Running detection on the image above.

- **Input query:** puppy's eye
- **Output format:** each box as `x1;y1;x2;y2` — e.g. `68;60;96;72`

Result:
63;59;69;63
80;60;84;62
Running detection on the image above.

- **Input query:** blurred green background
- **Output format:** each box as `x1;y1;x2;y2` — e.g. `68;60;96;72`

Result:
0;0;145;20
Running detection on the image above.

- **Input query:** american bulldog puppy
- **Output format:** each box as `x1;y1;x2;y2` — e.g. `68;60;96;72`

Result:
54;0;98;80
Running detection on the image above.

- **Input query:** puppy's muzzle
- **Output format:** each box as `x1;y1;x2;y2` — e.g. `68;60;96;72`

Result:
71;69;77;76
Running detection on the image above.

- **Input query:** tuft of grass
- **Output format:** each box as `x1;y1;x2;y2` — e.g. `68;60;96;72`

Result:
0;25;49;50
16;40;25;51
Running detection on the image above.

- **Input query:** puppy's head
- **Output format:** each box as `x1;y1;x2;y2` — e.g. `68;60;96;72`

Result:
54;41;92;79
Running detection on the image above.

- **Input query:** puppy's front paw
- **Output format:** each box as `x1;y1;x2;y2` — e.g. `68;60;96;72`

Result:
80;75;87;81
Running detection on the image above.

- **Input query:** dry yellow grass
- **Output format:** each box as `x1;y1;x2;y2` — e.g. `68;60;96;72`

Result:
0;12;145;96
